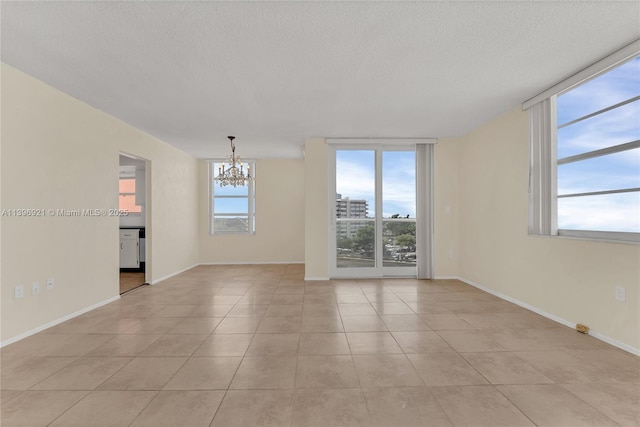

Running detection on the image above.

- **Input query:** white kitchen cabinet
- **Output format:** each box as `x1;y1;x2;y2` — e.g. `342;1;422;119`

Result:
119;229;140;268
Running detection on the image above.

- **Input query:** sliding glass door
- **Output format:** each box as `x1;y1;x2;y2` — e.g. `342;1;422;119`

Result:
335;150;376;272
330;146;416;277
382;150;417;275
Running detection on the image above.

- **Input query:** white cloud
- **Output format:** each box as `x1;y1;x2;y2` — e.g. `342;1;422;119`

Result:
557;149;640;195
558;57;639;157
558;193;640;232
558;101;639;155
336;158;375;202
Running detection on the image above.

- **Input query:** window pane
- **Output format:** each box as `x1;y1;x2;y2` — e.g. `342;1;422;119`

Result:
557;57;640;125
557;100;640;159
382;151;415;218
558;192;640;232
382;220;416;267
213;197;248;214
336;150;375;218
336;220;375;268
213;162;249;196
214;181;249;196
558;149;640;196
214;216;249;232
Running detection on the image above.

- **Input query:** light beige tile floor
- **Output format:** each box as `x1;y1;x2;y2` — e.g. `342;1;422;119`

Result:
1;264;639;426
120;272;146;295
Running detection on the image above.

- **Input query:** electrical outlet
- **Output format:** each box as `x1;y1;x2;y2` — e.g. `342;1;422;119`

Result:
615;286;626;302
32;281;40;296
448;249;454;258
15;285;24;299
46;278;55;290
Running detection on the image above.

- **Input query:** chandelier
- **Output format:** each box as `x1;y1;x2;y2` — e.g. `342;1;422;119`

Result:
215;136;252;187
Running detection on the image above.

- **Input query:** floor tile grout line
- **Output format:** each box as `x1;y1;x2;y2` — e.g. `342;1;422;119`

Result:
208;329;252;426
491;384;548;427
207;388;232;427
43;389;93;427
20;356;80;392
424;386;458;427
124;389;163;427
555;383;626;427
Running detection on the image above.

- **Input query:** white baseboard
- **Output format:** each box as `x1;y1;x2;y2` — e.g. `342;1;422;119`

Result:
151;263;199;285
199;261;304;266
304;277;330;281
588;330;640;356
458;276;575;328
0;295;121;348
457;276;640;357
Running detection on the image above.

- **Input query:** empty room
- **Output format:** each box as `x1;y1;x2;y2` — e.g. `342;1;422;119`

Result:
1;2;639;426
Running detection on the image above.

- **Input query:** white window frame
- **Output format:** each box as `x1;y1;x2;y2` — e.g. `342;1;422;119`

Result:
526;40;640;244
208;161;256;235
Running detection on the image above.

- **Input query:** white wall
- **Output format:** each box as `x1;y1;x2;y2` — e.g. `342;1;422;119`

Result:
1;63;199;343
456;106;640;352
199;158;305;264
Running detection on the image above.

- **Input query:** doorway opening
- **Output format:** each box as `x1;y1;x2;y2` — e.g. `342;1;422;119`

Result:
119;153;149;294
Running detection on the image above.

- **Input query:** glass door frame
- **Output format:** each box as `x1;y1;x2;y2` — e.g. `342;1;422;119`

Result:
328;143;417;278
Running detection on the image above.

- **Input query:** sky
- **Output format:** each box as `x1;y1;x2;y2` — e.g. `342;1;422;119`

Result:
212;162;252;215
556;57;639;232
334;57;639;234
336;150;416;219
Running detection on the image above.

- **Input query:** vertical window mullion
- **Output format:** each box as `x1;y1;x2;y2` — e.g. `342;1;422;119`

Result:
375;146;383;270
249;178;255;234
549;95;558;235
209;164;215;234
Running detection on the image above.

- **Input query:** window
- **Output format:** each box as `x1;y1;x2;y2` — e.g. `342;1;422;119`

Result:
119;178;142;214
209;161;255;234
556;58;639;235
327;139;435;279
528;47;639;243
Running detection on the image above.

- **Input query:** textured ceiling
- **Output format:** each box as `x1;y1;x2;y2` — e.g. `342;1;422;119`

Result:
2;1;639;159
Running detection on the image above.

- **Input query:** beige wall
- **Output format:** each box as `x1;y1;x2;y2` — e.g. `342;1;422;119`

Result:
433;138;460;277
456;106;640;352
303;138;329;279
1;64;200;343
198;158;305;264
